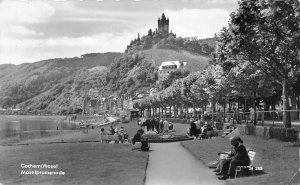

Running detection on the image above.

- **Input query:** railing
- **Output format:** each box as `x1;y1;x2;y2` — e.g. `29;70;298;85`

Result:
207;110;300;128
146;110;300;128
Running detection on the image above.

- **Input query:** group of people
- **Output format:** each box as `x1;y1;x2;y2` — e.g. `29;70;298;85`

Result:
187;118;213;139
100;125;129;143
212;136;251;180
138;118;174;134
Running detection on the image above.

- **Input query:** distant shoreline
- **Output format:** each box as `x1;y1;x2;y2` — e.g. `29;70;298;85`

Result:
0;114;67;121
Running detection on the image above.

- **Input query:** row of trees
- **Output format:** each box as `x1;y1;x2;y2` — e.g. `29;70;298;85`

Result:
135;0;300;128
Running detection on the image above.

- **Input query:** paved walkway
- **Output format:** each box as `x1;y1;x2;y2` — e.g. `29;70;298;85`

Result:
145;142;225;185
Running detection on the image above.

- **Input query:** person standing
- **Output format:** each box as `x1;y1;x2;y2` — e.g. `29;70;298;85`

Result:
163;119;169;134
155;118;160;133
150;118;156;131
190;119;198;138
109;125;115;135
159;119;164;133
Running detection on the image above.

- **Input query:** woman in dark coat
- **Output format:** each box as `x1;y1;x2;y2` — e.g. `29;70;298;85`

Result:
190;120;198;137
217;136;250;180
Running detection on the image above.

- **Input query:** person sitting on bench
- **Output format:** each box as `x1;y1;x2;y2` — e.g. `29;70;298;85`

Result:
217;136;250;180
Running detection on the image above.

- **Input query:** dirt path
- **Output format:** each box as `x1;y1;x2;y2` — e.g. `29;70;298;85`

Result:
145;142;225;185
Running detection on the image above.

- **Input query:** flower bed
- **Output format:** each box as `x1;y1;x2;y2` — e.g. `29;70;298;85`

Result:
142;134;193;143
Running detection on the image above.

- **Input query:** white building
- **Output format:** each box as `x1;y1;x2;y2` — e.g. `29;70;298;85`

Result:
158;60;187;82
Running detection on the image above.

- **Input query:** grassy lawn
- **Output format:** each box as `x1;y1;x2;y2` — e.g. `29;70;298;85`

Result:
0;142;148;185
181;136;299;185
0;120;149;185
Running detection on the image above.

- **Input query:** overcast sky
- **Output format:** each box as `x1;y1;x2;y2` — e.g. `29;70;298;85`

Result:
0;0;238;65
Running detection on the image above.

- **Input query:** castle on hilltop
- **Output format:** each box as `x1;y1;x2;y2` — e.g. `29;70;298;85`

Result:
125;13;175;53
157;13;169;35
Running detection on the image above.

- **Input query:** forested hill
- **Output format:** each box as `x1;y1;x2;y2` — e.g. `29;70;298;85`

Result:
0;33;214;114
0;52;122;87
0;52;122;113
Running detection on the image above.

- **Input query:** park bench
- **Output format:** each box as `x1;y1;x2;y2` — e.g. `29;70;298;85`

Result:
100;134;119;143
132;142;142;150
132;138;150;151
235;150;263;178
206;130;219;138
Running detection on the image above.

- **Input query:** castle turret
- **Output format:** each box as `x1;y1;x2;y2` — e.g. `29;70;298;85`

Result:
158;13;169;34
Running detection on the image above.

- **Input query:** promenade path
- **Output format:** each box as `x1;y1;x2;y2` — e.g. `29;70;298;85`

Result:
145;142;225;185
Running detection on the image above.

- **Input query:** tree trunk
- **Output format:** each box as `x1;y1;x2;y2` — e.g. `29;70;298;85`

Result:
223;99;226;123
290;93;298;120
253;91;257;126
211;98;216;123
193;102;196;119
186;106;189;120
282;79;291;128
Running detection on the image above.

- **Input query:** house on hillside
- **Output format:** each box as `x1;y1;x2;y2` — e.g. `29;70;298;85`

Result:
158;60;187;82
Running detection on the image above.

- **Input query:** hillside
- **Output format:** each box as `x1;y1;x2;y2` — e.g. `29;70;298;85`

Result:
19;68;107;114
142;49;210;72
0;52;122;111
0;52;122;88
0;38;214;114
0;48;212;114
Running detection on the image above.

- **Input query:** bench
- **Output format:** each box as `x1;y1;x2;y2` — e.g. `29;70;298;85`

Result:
235;150;262;178
206;130;218;138
132;142;142;150
100;134;119;143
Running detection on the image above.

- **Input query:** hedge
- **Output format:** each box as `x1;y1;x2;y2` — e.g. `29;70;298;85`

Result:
165;118;189;124
255;126;265;137
269;127;298;142
215;122;223;130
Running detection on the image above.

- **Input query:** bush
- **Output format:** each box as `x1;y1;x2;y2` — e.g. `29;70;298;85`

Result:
215;122;223;130
165;118;188;124
269;127;298;142
245;125;255;135
255;126;265;137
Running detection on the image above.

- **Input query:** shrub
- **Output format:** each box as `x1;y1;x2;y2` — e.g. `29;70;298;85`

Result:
269;127;298;142
245;125;255;135
237;125;246;135
255;126;265;137
215;122;223;130
165;118;188;124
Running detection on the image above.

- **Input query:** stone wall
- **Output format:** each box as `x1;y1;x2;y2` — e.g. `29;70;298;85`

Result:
237;125;297;141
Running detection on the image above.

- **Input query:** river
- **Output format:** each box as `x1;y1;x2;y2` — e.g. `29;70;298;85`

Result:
0;115;104;145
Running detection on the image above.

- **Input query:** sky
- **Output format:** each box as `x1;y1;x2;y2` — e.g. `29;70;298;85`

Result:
0;0;239;65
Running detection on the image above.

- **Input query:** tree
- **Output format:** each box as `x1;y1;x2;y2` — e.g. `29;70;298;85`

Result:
161;70;190;89
216;0;300;127
148;29;153;37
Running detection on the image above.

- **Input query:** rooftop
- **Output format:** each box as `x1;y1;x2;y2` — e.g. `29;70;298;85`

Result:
158;60;187;70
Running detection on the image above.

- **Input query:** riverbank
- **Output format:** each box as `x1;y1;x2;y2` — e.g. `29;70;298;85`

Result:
0;114;112;146
0;120;148;185
0;114;67;121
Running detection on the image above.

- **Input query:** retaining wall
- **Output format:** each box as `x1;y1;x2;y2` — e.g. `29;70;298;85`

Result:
237;125;298;141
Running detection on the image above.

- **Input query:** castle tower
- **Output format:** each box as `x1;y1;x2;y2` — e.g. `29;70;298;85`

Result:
158;13;169;34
